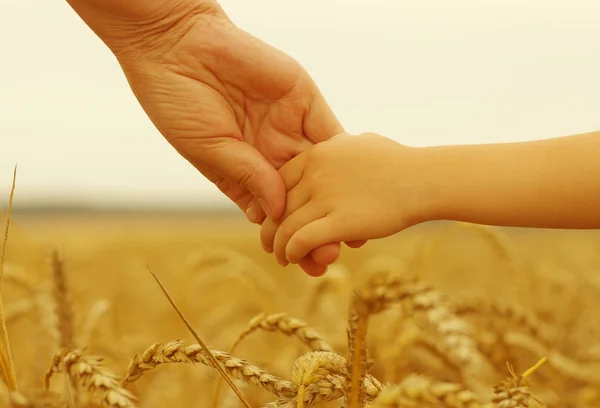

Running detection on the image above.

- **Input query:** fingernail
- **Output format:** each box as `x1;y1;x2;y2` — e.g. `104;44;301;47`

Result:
246;207;259;223
258;198;272;218
261;241;273;253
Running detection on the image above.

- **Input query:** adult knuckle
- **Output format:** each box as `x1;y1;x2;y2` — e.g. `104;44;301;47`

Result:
236;167;256;188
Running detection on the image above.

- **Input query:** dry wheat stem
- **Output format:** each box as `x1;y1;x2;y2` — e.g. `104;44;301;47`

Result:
46;348;137;408
347;295;369;408
0;164;18;392
51;249;74;350
146;266;251;408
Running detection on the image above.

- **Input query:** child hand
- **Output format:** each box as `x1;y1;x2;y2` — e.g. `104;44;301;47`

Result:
260;132;428;268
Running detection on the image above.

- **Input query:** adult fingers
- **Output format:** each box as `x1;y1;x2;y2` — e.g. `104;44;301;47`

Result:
278;152;307;191
244;197;266;224
248;151;307;224
198;139;287;221
303;84;345;143
196;162;265;223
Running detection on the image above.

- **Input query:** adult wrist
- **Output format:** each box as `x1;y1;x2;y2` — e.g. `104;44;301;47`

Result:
67;0;227;62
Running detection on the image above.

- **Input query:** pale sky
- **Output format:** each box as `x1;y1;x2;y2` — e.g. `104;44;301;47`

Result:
1;0;599;209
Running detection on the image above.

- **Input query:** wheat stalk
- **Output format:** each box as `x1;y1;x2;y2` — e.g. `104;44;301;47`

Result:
0;165;18;392
146;266;251;408
347;292;369;408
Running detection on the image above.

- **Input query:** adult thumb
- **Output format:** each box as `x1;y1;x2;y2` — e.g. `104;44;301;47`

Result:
200;139;286;220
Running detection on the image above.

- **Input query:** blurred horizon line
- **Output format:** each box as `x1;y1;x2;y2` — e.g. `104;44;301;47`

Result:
2;202;245;217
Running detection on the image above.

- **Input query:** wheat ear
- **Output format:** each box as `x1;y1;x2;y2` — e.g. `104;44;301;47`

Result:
212;312;333;408
361;258;494;395
371;373;482;407
453;297;549;344
491;357;546;408
51;249;74;350
45;348;137;408
231;312;333;353
79;298;111;347
121;339;297;398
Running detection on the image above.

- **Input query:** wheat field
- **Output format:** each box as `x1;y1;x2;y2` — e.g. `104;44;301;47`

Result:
2;206;600;407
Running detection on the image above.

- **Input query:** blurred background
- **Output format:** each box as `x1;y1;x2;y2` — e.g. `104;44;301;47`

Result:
1;2;600;407
1;0;599;210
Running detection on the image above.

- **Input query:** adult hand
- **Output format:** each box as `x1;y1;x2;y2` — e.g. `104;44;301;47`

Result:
66;0;359;274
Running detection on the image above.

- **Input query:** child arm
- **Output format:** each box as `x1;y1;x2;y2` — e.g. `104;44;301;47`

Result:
261;130;600;268
422;130;600;230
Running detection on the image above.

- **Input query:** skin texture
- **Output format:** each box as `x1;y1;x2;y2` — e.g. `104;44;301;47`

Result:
261;131;600;265
64;0;362;275
261;133;418;266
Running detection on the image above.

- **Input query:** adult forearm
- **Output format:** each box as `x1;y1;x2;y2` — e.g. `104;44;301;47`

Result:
419;131;600;229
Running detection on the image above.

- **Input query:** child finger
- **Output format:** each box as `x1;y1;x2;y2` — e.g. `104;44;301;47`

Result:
273;203;325;266
310;243;341;266
260;185;310;254
298;255;328;277
286;216;342;264
345;240;367;248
